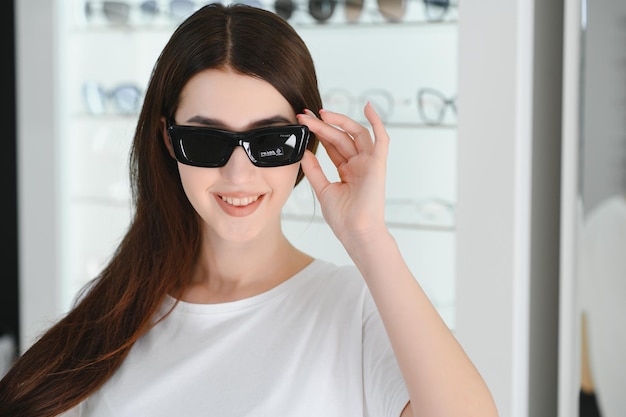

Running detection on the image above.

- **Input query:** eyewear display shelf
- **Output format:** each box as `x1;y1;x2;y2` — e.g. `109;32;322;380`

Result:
49;0;459;344
19;1;565;415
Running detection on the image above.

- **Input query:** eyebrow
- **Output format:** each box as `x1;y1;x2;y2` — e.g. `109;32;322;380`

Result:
184;115;294;130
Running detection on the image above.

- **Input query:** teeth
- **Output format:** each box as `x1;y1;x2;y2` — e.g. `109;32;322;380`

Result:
220;195;259;206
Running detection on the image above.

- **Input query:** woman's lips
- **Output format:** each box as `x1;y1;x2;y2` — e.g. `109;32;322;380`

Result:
216;194;264;217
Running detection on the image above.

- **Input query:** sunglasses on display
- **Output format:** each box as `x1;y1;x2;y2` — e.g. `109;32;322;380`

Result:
274;0;338;23
277;0;457;24
422;0;457;21
374;0;406;22
376;0;458;22
84;0;198;25
166;120;311;168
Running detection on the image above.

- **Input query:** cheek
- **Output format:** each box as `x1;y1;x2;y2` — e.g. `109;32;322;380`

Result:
178;164;215;204
177;163;301;206
267;164;301;197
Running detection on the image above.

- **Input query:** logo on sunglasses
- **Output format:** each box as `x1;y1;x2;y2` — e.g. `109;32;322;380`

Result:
260;147;285;158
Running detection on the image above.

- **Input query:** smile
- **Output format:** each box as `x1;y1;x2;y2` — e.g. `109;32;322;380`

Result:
220;195;260;207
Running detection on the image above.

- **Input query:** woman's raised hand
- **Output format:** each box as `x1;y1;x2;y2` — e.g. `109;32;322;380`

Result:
297;103;390;247
299;105;500;417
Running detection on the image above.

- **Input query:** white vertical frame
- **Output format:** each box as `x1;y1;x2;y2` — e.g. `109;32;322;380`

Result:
558;0;584;416
455;0;533;413
457;0;563;415
456;0;532;410
16;0;64;351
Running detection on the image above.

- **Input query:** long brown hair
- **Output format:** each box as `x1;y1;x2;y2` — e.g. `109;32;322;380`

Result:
0;4;322;416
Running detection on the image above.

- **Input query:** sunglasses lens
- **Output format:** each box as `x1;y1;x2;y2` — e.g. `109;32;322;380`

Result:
274;0;295;19
140;0;159;16
102;1;131;24
174;130;233;167
308;0;337;22
170;0;196;20
377;0;406;22
247;128;307;166
424;0;449;20
345;0;364;23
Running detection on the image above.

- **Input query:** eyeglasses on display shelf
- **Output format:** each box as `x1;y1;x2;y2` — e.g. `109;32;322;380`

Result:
81;0;203;27
417;87;457;126
323;87;457;127
323;87;414;123
82;81;144;115
273;0;457;24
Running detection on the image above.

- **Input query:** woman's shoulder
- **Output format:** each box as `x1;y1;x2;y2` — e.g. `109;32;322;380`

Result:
292;259;371;318
305;258;362;282
298;259;366;297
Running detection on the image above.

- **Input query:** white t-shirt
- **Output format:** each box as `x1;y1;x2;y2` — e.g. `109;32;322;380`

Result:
63;259;409;417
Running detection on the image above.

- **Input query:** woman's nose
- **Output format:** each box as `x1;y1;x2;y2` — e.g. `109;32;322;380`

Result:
220;146;257;183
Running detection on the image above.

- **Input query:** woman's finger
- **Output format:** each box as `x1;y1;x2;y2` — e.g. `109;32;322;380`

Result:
318;108;374;154
297;113;352;168
298;111;358;160
364;102;390;162
300;150;330;200
317;137;348;169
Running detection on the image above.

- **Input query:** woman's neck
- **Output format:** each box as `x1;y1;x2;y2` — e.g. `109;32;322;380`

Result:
180;230;313;304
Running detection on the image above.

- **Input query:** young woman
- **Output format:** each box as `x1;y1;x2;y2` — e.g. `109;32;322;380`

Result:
0;4;498;417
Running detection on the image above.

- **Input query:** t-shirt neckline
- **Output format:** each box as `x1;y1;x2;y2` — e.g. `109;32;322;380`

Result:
164;258;324;314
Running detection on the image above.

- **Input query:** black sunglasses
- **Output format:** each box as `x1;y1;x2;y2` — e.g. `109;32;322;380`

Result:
167;120;310;168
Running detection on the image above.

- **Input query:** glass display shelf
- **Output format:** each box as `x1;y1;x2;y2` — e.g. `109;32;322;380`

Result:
60;0;459;330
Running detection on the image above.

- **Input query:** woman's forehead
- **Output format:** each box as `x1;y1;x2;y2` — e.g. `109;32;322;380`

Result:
176;68;295;130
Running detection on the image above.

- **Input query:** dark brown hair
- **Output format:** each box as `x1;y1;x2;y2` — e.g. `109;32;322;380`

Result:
0;4;322;416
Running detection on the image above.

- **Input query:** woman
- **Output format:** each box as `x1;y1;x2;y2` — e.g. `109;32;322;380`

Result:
0;4;498;417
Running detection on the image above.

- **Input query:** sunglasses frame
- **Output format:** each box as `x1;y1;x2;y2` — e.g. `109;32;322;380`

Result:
166;120;311;168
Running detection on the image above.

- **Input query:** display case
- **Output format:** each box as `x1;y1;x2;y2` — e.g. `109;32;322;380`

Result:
56;0;460;327
17;0;565;415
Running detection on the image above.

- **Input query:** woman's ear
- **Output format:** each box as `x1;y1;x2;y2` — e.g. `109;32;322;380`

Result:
160;116;176;159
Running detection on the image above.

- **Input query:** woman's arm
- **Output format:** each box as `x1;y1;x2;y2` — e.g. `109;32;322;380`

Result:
298;104;499;417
